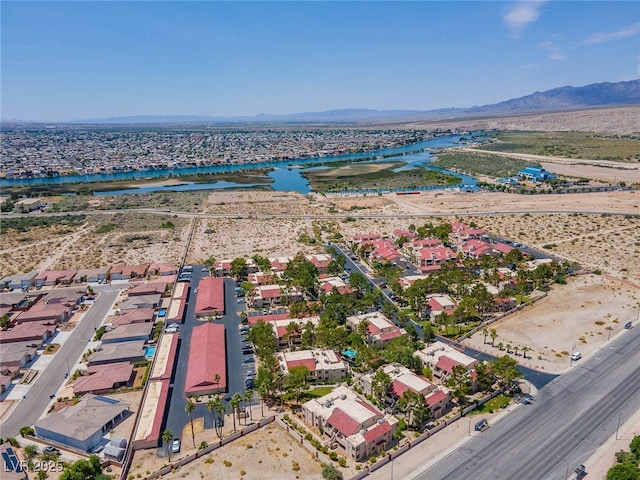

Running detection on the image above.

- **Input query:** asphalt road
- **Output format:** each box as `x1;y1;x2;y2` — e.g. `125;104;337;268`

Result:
0;284;120;438
416;325;640;480
162;270;244;453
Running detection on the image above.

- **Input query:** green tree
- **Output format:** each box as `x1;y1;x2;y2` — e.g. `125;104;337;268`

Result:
283;253;319;296
243;389;254;421
207;397;224;439
397;390;430;429
606;463;640;480
491;355;523;388
630;435;640;458
284;321;302;350
229;393;242;432
252;254;272;272
301;320;316;349
482;328;489;345
59;455;103;480
287;365;309;404
371;367;392;404
185;399;197;448
322;463;343;480
489;328;498;347
0;314;12;330
231;257;249;280
19;425;34;437
162;429;173;461
446;364;470;403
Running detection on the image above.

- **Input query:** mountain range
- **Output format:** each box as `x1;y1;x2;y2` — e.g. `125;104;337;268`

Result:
68;78;640;125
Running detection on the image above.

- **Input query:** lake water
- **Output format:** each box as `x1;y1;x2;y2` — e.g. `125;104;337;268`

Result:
1;133;485;194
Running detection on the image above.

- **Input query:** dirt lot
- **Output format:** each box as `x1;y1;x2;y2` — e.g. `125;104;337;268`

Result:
463;274;640;373
130;422;323;480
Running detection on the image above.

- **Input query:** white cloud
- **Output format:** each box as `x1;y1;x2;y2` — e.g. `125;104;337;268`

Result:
539;41;565;61
504;1;548;36
582;21;640;45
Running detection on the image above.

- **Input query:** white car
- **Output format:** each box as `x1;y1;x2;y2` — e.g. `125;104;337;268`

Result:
171;439;180;453
571;352;582;361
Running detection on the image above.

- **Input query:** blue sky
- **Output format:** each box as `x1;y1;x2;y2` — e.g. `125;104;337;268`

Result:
2;1;639;121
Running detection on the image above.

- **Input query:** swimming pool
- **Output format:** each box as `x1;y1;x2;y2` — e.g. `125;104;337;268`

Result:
144;345;156;359
157;309;167;317
342;349;357;359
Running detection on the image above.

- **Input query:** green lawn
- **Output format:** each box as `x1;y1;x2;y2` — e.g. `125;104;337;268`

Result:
304;386;334;398
470;394;511;415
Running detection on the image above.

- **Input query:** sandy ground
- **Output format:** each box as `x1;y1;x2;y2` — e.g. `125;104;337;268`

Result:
457;147;640;183
408;105;640;135
463;274;640;373
129;405;324;480
163;422;323;480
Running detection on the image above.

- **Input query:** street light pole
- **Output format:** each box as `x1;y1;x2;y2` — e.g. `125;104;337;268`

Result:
65;357;70;378
616;412;623;440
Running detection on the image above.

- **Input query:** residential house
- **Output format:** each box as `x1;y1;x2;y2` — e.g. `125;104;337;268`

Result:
101;323;153;344
415;341;478;379
1;271;38;290
250;284;303;309
119;294;162;311
72;362;135;395
34;270;77;287
425;295;457;321
148;262;177;277
302;386;397;461
87;340;146;365
276;349;348;382
34;394;130;452
346;312;405;347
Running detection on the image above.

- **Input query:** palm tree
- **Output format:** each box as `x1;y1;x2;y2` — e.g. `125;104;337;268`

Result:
522;346;529;359
257;383;267;417
505;343;512;354
514;345;519;357
185;399;197;448
206;398;220;438
489;328;498;347
214;373;221;393
497;342;504;351
229;393;242;432
162;429;173;461
244;389;254;422
482;328;489;345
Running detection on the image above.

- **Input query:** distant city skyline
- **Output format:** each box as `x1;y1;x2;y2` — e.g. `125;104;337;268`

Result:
2;1;639;122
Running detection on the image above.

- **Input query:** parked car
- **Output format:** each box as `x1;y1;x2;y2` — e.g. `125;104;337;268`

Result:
474;419;489;432
625;321;633;329
571;352;582;361
43;446;61;455
171;439;181;453
243;357;255;363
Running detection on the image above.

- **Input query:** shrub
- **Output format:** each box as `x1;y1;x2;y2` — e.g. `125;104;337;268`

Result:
19;426;34;437
329;451;338;461
223;460;232;467
322;464;343;480
304;433;312;441
240;470;246;476
198;441;208;450
204;457;214;464
338;457;347;467
292;461;300;471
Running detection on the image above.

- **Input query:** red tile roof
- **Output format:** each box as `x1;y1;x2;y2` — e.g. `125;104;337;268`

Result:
110;308;155;326
286;358;316;373
195;277;225;316
185;322;226;395
363;420;392;443
435;356;462;375
425;389;448;407
378;330;403;342
72;362;134;395
327;408;361;436
391;379;410;398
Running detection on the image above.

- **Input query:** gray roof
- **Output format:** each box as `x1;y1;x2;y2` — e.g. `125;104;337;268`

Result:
101;323;152;342
0;342;38;365
119;294;162;310
88;340;146;364
1;272;38;285
35;394;129;442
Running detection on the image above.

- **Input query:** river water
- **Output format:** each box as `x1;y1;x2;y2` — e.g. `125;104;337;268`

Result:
2;133;485;195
